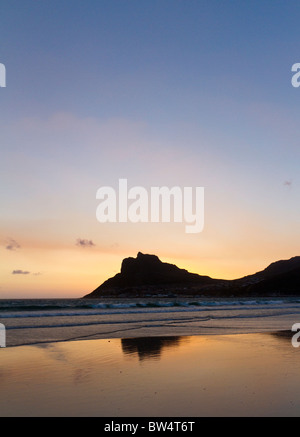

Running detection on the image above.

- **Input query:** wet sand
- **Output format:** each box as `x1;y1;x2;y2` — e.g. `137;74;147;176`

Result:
0;332;300;417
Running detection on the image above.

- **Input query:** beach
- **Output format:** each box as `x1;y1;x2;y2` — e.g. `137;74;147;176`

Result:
1;331;300;417
1;297;300;417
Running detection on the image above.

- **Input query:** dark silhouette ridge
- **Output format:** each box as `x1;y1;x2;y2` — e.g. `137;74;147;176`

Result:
83;253;300;298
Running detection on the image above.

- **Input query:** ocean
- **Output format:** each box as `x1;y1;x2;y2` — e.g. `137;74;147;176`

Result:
1;296;300;347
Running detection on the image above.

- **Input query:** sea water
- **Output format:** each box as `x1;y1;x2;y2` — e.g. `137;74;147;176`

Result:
1;297;300;347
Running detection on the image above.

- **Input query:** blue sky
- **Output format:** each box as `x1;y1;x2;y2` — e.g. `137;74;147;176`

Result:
1;1;300;297
2;0;300;118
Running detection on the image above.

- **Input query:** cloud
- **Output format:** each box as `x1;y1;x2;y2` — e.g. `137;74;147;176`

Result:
76;238;95;248
12;269;30;275
6;238;21;251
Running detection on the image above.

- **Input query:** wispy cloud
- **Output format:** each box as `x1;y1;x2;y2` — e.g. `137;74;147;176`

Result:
76;238;95;248
6;238;21;251
12;269;30;275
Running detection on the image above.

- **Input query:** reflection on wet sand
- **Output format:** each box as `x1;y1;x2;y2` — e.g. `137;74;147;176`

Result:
270;330;293;341
2;332;300;416
121;336;184;360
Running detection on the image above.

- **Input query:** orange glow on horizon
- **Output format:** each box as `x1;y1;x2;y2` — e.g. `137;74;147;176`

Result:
1;241;297;298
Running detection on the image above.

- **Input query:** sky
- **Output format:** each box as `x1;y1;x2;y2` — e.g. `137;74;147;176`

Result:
1;0;300;298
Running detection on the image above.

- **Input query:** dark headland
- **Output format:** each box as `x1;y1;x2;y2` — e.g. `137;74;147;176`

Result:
83;252;300;298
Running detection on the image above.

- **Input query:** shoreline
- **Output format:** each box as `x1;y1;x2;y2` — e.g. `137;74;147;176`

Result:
3;327;293;349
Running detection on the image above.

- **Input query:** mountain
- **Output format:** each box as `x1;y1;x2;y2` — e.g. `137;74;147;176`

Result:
84;252;222;298
83;253;300;298
234;256;300;295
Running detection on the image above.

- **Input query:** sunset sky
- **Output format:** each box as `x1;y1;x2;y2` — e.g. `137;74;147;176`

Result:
1;1;300;298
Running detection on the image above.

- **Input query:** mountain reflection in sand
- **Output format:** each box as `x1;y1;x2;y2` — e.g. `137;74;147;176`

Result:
121;336;184;360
